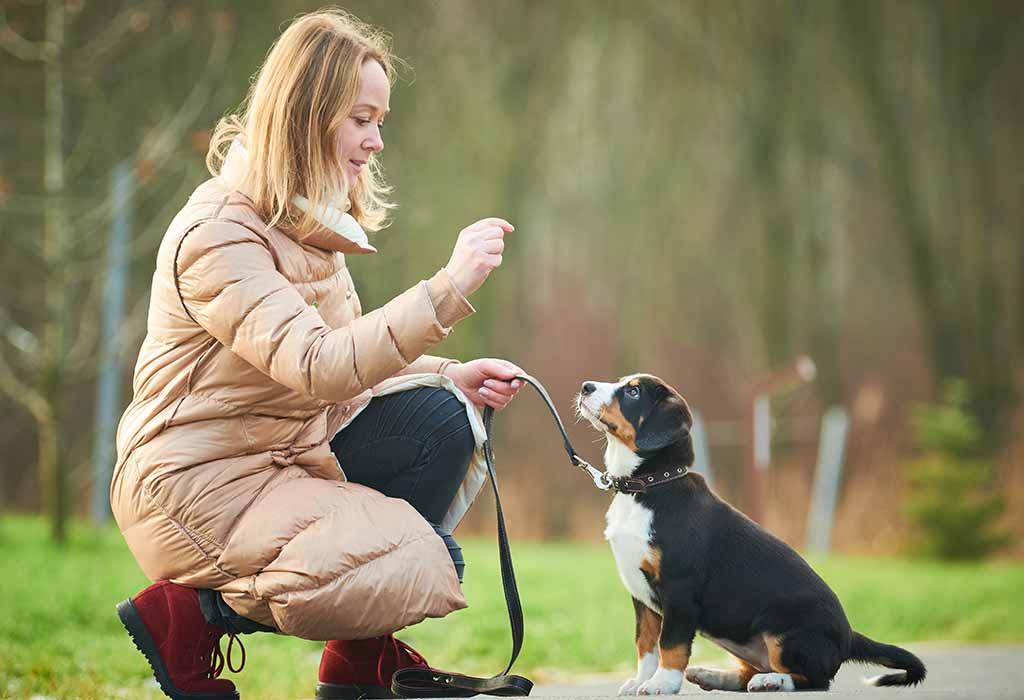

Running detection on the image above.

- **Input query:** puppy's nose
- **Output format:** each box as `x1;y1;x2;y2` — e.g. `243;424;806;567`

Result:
581;382;596;396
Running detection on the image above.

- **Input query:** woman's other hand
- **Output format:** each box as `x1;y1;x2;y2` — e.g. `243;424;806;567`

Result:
444;218;514;297
443;358;524;410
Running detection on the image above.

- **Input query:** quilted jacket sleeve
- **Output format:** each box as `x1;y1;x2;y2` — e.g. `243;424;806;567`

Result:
174;221;474;402
389;272;473;377
396;354;459;377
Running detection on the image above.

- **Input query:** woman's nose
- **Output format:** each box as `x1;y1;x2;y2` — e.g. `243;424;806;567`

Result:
364;128;384;153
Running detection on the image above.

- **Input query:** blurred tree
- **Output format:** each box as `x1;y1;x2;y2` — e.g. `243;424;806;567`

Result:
0;0;235;542
0;0;1020;544
838;1;1024;434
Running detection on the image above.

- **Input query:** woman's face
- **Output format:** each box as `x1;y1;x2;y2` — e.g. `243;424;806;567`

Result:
338;59;390;189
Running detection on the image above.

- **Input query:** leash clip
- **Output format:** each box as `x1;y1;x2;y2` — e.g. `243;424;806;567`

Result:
573;455;613;490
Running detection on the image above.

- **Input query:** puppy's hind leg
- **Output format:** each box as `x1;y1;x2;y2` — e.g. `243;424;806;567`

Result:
618;598;662;696
749;633;831;692
685;658;757;692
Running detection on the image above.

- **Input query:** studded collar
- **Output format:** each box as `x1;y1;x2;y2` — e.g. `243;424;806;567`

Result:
611;465;690;494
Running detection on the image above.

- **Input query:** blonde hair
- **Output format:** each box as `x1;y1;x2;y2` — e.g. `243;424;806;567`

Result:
207;8;397;233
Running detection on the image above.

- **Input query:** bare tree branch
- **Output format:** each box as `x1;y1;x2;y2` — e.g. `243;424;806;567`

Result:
0;7;55;62
138;23;233;164
0;342;48;424
65;276;104;373
63;84;120;178
75;0;164;70
59;27;234;239
71;155;192;243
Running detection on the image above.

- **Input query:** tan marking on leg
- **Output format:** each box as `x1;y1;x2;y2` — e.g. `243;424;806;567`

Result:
659;642;691;671
765;634;789;672
636;604;662;658
734;657;759;686
640;547;662;585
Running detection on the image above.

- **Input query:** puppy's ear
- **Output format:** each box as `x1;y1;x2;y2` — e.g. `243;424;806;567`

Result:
636;397;690;453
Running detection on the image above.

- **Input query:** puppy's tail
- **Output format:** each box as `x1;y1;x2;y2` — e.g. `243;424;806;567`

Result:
850;631;926;687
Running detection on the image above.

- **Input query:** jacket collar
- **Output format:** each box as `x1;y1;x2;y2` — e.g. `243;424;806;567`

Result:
219;138;377;255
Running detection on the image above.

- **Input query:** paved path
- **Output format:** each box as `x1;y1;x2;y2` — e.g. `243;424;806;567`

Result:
531;646;1023;700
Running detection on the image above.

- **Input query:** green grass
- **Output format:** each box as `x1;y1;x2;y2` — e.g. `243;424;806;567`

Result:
1;515;1022;700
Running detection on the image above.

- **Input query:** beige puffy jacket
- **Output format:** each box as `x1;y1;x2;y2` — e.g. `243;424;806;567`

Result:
111;173;489;640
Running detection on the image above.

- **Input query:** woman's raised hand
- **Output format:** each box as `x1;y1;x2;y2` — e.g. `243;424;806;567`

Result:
444;218;514;297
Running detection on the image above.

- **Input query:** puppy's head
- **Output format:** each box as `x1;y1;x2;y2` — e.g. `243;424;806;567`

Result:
576;374;694;462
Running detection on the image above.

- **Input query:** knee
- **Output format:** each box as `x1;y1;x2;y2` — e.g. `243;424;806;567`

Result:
424;390;475;462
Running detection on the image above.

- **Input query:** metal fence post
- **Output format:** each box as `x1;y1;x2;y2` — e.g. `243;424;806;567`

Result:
691;410;714;489
805;406;849;554
92;160;132;524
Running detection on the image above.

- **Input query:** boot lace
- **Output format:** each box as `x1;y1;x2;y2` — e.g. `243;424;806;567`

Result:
376;635;426;686
208;632;246;678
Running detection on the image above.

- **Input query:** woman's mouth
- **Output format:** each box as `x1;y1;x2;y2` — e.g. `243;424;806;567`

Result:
348;159;366;174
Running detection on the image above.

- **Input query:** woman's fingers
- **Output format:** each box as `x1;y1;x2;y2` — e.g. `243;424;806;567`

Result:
468;217;514;233
481;237;505;254
482;358;523;381
478;387;511;410
482;378;515;398
497;359;526;377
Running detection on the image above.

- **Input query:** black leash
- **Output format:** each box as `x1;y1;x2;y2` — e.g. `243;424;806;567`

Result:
390;374;539;697
391;373;629;698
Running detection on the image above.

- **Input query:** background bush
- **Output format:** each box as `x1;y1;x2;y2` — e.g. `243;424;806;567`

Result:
905;381;1011;560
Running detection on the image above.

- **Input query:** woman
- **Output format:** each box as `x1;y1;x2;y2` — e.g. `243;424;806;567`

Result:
111;9;523;700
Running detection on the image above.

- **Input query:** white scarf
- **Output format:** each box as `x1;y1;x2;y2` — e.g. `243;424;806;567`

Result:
221;138;377;253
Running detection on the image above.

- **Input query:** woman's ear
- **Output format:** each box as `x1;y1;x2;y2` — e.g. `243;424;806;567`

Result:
635;398;690;453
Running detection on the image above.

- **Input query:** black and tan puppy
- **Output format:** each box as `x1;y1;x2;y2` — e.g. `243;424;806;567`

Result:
575;374;926;694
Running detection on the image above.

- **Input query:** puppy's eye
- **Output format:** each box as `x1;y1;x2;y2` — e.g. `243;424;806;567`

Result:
625;386;640;399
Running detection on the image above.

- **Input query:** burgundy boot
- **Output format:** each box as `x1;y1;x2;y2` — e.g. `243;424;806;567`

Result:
316;635;431;699
117;580;242;700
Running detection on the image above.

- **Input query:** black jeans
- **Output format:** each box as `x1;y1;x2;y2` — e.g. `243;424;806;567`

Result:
204;387;475;635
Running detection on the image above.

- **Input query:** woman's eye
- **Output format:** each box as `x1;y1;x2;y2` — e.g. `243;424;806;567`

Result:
353;117;371;126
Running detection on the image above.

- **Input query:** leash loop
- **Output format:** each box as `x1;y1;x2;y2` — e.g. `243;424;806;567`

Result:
391;371;613;698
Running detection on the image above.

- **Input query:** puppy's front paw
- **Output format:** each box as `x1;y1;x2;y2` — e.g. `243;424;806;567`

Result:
637;669;684;695
747;673;796;692
618;678;643;696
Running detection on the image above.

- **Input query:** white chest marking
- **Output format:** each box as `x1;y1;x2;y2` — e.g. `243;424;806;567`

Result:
603;437;643;478
604;493;659;613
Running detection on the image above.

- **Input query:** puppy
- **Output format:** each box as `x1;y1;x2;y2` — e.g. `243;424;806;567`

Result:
576;374;925;694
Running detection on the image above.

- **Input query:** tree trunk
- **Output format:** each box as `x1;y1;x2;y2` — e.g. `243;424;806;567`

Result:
42;0;67;543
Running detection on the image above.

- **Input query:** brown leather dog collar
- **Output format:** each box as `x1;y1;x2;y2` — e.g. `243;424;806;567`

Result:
611;466;689;494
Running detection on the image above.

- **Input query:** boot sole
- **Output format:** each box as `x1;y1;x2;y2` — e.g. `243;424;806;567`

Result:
117;598;240;700
315;681;395;699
